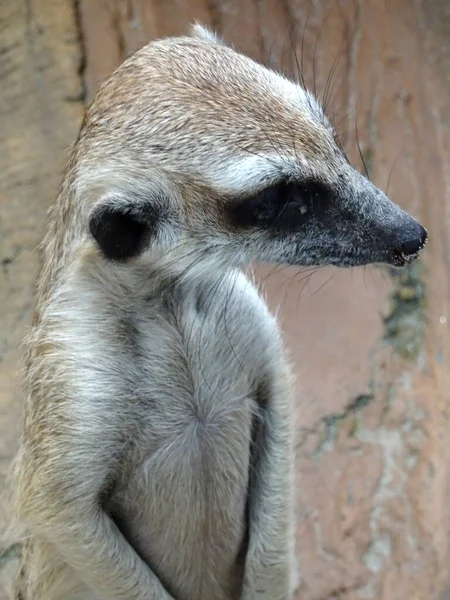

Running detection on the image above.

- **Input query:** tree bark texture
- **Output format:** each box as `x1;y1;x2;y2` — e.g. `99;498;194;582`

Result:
1;1;449;599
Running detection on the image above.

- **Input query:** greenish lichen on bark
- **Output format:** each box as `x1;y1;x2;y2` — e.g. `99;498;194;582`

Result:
312;393;374;459
383;260;427;361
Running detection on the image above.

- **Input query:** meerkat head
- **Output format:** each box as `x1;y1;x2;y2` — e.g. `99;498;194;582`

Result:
77;24;427;275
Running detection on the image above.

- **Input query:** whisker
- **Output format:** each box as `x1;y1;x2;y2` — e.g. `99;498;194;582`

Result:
322;38;345;114
355;115;371;180
385;151;402;197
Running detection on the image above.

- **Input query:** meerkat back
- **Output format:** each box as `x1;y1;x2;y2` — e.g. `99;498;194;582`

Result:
11;23;426;600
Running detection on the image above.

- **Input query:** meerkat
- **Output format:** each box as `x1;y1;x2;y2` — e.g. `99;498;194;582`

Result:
10;23;427;600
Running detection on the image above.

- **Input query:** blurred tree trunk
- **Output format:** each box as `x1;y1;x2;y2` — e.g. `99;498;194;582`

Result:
1;1;450;599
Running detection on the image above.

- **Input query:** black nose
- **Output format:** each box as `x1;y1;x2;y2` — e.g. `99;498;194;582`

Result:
397;225;427;256
393;223;428;265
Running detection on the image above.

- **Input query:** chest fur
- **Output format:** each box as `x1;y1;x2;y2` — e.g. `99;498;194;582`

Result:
106;286;264;599
48;268;280;599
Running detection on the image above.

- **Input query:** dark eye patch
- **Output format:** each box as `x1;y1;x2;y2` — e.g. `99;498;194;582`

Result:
227;180;332;232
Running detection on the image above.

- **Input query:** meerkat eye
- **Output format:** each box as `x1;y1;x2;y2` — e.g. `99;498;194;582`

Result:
226;179;332;232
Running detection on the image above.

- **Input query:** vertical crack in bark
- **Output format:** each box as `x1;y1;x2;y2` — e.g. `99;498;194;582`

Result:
72;0;87;104
110;2;126;62
206;0;222;35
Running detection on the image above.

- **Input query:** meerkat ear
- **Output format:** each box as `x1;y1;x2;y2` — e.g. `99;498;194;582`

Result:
189;23;225;45
88;194;168;262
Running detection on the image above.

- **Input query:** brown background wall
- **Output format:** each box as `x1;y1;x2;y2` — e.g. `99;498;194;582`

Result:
1;1;450;599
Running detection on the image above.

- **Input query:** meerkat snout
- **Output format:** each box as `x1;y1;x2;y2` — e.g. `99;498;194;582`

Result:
77;23;427;272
